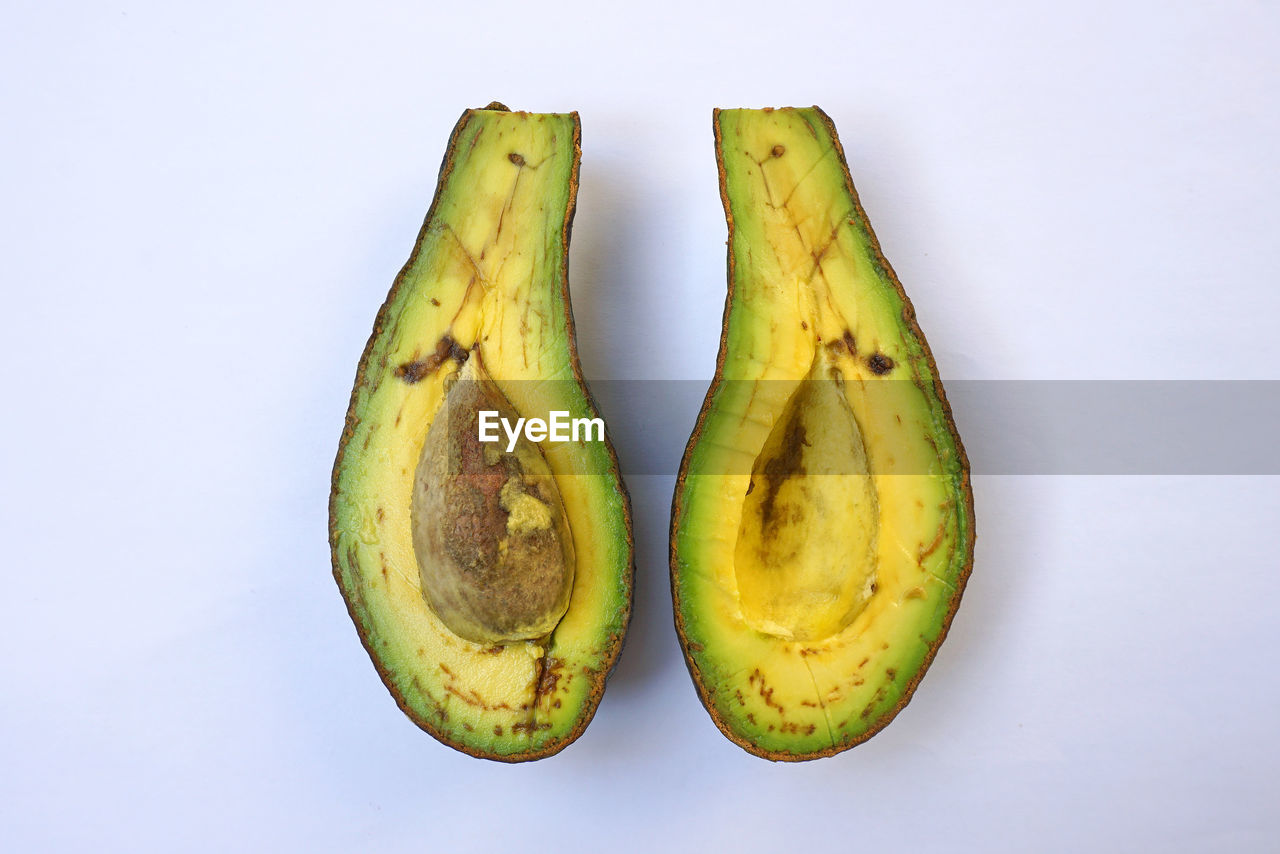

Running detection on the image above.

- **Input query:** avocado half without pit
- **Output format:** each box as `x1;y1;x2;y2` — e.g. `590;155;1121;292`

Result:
670;107;975;760
329;104;633;761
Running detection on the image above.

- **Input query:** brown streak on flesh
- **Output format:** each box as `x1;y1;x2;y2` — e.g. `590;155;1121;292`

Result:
919;519;948;563
748;668;786;716
807;225;840;276
344;543;361;578
395;335;468;383
430;297;440;306
758;416;807;536
441;681;497;710
510;720;552;734
537;657;563;699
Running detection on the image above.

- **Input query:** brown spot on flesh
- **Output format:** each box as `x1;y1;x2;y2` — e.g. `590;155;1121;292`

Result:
771;144;785;157
430;297;440;306
395;335;469;383
867;352;895;375
826;329;857;356
886;668;897;680
508;152;526;167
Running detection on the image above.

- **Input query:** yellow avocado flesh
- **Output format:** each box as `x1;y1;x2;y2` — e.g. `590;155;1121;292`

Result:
330;108;631;760
673;108;973;759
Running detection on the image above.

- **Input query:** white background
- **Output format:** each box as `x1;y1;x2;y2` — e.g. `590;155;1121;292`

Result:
3;1;1278;851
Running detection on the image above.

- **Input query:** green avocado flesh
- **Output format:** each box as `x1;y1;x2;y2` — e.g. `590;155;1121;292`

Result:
671;107;974;760
330;106;632;761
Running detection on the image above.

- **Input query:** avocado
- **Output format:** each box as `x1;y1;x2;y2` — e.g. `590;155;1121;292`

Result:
670;107;974;760
330;104;633;761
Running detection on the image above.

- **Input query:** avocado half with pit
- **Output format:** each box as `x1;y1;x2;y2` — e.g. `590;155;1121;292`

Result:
330;105;633;761
670;107;974;760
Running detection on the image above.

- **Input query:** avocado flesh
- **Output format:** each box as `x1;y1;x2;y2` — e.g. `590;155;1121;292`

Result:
330;107;632;761
672;107;974;759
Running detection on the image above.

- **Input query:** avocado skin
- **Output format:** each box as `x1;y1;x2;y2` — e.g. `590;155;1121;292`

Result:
669;107;975;761
329;105;633;762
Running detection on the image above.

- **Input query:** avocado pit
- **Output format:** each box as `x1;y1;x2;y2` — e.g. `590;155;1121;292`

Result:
410;353;575;645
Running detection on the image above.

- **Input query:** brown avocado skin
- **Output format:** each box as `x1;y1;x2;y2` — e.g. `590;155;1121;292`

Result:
329;104;633;762
669;107;975;761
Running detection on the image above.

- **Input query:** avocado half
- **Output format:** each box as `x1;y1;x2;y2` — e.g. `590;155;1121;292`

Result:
670;107;975;760
330;105;633;761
